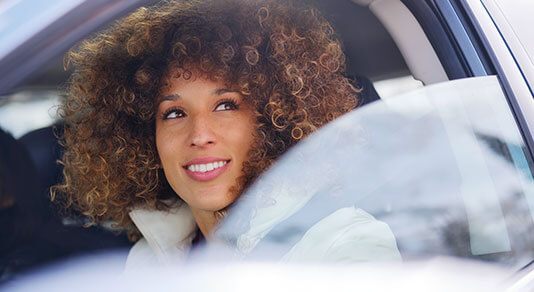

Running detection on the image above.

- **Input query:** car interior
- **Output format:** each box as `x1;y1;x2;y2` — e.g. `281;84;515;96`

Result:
0;0;521;279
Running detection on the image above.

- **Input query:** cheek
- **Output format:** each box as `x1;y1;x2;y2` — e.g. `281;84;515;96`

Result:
155;127;186;194
155;126;165;161
155;126;180;168
233;116;256;157
243;123;256;149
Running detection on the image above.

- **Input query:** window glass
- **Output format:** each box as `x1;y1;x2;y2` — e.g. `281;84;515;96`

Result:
210;76;534;268
0;0;84;59
0;90;60;138
373;75;423;99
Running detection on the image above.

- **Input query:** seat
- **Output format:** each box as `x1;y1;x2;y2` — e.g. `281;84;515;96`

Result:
351;74;381;107
0;124;133;276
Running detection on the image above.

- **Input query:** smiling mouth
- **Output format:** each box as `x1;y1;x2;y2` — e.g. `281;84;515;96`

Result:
185;160;230;173
183;159;231;182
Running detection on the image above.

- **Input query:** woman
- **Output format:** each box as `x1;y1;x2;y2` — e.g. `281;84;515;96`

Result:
53;0;400;266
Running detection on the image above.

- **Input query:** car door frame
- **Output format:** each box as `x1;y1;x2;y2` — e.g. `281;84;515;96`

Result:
0;0;160;97
401;0;534;165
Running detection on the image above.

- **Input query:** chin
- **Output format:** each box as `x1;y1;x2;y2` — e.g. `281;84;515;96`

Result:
189;185;238;211
190;196;235;213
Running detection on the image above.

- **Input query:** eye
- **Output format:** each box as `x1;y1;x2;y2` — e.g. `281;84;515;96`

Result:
162;107;186;120
215;99;239;111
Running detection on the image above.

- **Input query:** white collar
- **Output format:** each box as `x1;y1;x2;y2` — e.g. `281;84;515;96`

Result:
129;203;197;262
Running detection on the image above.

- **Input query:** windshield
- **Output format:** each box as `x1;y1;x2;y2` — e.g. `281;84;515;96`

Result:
0;0;84;60
206;76;534;269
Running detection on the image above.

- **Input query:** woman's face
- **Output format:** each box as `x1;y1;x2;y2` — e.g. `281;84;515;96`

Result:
155;71;256;214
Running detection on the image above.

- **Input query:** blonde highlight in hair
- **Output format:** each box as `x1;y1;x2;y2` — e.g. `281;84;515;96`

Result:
52;0;359;240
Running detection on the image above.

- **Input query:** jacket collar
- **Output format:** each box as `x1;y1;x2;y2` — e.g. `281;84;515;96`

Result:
129;203;197;262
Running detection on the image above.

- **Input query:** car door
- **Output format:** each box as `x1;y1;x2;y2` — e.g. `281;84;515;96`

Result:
211;0;534;273
402;0;534;154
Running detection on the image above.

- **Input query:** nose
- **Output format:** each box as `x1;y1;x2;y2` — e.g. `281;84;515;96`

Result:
189;113;217;148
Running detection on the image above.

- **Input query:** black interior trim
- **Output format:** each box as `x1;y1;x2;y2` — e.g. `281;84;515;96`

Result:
434;0;487;76
451;0;497;75
401;0;468;80
402;0;496;79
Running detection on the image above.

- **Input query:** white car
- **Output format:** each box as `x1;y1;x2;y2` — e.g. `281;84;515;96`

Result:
1;0;533;290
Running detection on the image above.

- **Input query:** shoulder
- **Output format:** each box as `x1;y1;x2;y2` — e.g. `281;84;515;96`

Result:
282;207;401;263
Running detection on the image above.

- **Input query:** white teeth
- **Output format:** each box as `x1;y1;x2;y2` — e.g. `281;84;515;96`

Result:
187;161;228;173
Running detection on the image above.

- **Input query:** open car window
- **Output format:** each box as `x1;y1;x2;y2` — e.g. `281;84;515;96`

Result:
208;76;534;269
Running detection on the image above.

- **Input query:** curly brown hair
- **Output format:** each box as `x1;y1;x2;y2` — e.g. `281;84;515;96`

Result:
52;0;358;240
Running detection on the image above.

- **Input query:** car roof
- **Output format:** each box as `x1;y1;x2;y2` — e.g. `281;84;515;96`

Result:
3;0;409;94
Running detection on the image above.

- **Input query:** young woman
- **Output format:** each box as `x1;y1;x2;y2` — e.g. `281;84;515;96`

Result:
53;0;400;266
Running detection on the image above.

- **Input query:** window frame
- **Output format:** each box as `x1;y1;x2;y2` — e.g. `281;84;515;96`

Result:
400;0;534;168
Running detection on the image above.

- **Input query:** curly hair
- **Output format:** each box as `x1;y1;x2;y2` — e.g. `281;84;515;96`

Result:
52;0;358;240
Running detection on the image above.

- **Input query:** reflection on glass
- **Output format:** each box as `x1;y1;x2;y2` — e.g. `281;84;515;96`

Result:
206;76;534;269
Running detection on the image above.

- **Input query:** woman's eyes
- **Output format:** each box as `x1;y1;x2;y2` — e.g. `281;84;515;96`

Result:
161;100;239;120
215;99;239;111
162;108;186;120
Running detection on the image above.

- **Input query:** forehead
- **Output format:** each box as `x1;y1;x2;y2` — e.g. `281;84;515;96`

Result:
156;68;243;107
159;66;231;96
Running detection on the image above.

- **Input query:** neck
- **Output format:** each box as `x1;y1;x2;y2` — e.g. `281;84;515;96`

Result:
189;208;219;240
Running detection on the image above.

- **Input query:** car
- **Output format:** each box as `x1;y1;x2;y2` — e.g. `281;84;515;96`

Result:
1;0;533;290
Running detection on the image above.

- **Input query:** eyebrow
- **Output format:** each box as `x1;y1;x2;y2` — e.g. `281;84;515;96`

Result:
214;88;238;95
158;88;238;106
159;93;181;104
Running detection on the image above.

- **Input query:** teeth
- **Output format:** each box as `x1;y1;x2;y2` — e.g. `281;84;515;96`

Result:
187;161;227;173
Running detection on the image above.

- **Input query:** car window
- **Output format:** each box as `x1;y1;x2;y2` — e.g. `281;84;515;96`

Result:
210;75;534;268
2;1;533;288
0;90;60;138
0;0;84;60
373;75;423;99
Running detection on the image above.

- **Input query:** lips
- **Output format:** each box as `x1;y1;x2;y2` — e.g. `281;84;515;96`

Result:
183;157;231;182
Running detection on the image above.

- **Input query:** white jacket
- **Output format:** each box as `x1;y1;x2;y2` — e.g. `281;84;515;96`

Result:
126;203;197;270
125;202;401;270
